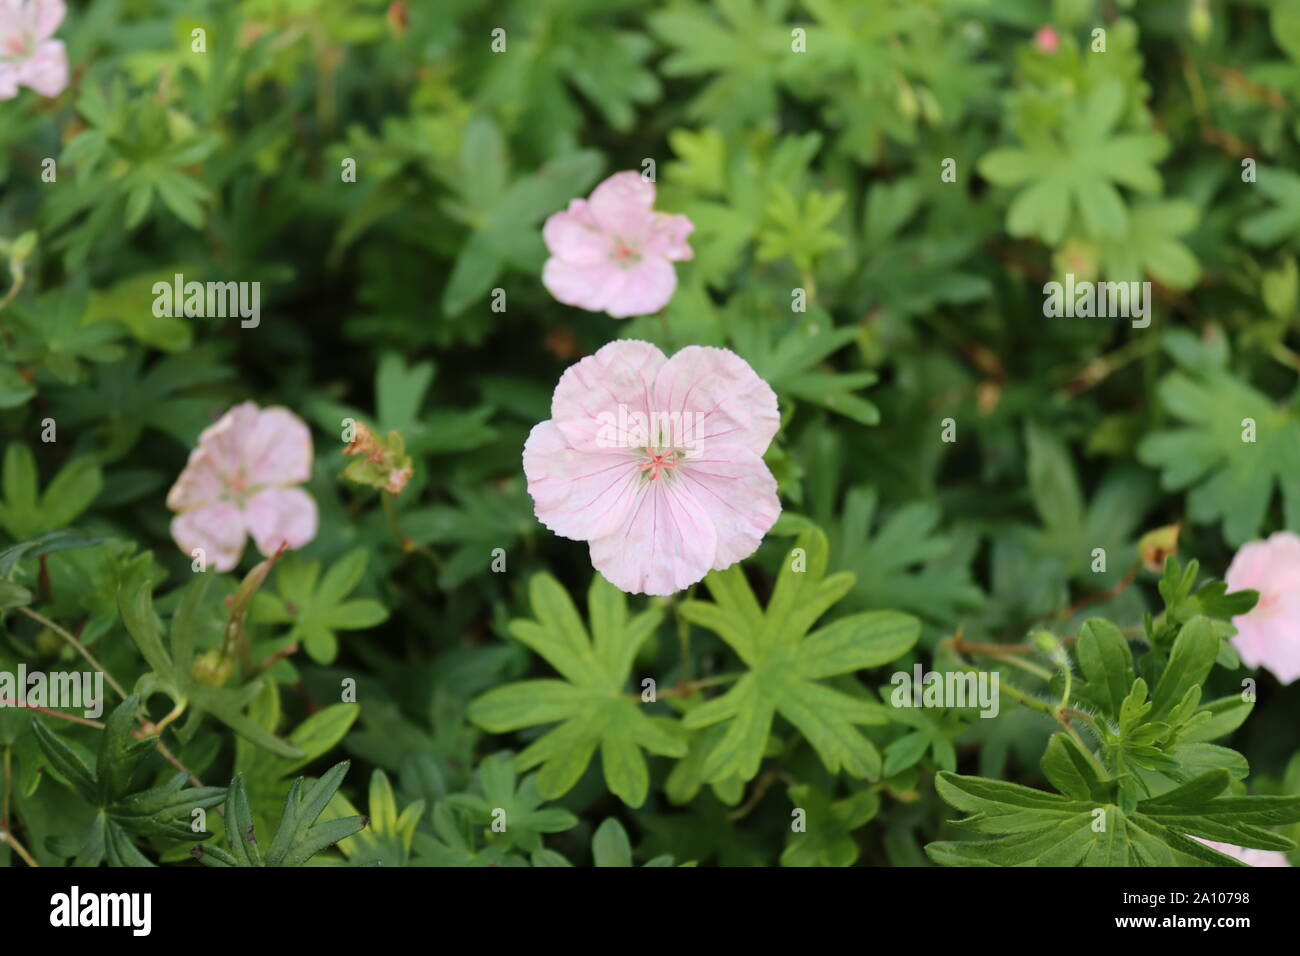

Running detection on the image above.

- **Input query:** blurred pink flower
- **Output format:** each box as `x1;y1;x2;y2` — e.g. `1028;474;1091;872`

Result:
541;171;694;319
167;402;318;572
1225;531;1300;684
1034;26;1059;55
1193;837;1292;867
523;340;780;596
0;0;68;100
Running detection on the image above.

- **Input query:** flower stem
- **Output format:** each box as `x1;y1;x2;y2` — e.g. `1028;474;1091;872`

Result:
15;607;128;699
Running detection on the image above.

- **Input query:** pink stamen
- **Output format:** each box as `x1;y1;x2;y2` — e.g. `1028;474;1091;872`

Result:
640;450;679;482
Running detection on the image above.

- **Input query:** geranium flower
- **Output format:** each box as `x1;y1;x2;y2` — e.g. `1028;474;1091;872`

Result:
167;402;318;572
541;171;694;319
1225;531;1300;684
523;339;780;596
0;0;68;100
1193;837;1292;867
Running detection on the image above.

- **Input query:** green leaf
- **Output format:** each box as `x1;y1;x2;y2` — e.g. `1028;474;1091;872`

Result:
468;573;686;808
781;784;879;867
679;527;919;783
445;754;578;854
34;696;224;865
250;549;389;665
0;445;102;541
196;762;366;867
1138;329;1300;545
926;766;1300;867
591;817;634;868
979;80;1167;245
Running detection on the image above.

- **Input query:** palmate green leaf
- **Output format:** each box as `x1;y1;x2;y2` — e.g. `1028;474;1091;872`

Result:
399;479;534;591
468;572;686;807
33;695;225;866
649;0;795;129
857;178;992;318
827;486;983;624
781;783;880;867
445;753;578;854
979;79;1167;245
440;115;602;316
48;346;233;461
194;761;366;868
1095;199;1202;289
1137;328;1300;545
250;548;389;664
413;803;525;868
727;307;881;426
478;2;660;138
926;760;1300;867
755;184;847;273
322;769;425;867
0;444;102;541
5;290;125;385
1023;423;1157;586
679;527;920;784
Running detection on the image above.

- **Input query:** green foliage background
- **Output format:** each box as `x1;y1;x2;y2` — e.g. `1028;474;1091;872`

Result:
2;0;1300;867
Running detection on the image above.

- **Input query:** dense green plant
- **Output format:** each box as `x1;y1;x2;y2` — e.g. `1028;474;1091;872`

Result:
2;0;1300;869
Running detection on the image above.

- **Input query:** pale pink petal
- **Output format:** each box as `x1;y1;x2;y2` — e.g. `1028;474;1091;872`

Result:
522;421;643;541
652;346;780;457
0;64;22;100
0;0;24;36
643;212;695;261
602;257;678;318
550;339;667;451
542;257;624;313
1226;531;1300;684
677;444;780;570
166;445;229;511
192;402;261;486
17;39;65;97
1235;615;1300;684
171;502;247;573
587;171;656;238
29;0;63;39
243;486;318;558
589;480;717;596
543;200;609;267
240;406;314;488
1194;838;1291;867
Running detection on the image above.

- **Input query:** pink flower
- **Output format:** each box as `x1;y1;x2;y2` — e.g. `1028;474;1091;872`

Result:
523;340;780;596
167;402;318;572
0;0;68;100
1225;531;1300;684
1193;838;1292;867
1034;26;1059;55
541;171;694;319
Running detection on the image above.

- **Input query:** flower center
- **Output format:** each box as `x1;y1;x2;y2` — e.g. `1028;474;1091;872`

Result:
640;449;680;482
224;468;257;505
2;33;30;61
609;237;641;268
